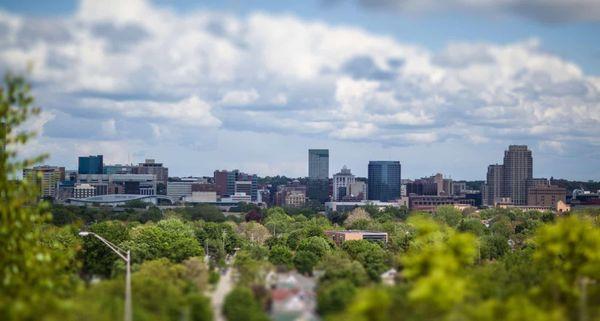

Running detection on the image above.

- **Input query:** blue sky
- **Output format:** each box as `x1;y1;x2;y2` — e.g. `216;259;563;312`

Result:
1;0;599;180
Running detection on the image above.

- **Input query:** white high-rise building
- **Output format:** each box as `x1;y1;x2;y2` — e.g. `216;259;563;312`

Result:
333;166;355;201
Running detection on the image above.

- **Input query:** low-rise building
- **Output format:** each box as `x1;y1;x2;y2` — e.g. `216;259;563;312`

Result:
184;191;218;203
325;200;402;213
409;195;475;212
325;230;388;245
527;184;566;207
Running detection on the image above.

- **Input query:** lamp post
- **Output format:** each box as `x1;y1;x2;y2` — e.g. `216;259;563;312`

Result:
79;231;132;321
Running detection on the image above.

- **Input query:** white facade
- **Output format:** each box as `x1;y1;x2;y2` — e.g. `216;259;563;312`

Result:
184;191;218;203
325;200;402;212
348;181;367;200
73;183;96;199
167;181;194;199
333;166;356;201
221;192;252;203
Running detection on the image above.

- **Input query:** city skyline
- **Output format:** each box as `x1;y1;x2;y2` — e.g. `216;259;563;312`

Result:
1;0;599;180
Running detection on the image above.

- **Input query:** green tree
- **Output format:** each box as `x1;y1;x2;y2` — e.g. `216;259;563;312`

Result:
127;218;203;263
294;250;319;275
188;293;213;321
82;220;130;277
268;245;293;268
0;73;77;319
401;216;478;317
435;205;463;227
223;287;269;321
317;279;357;316
480;234;510;260
297;236;331;258
342;240;388;281
533;216;600;320
318;253;369;286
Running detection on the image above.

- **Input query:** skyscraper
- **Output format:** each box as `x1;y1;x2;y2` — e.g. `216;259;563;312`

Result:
78;155;103;174
483;145;533;206
308;149;329;179
368;161;401;202
333;166;355;201
307;149;329;203
502;145;533;205
483;164;504;206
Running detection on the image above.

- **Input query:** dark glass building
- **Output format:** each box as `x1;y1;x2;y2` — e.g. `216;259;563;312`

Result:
308;149;329;203
78;155;103;174
368;161;401;202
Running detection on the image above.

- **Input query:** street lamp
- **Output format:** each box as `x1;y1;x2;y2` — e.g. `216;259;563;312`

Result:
79;231;132;321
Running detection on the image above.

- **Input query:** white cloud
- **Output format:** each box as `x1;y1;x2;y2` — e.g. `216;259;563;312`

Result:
0;0;598;164
220;89;260;106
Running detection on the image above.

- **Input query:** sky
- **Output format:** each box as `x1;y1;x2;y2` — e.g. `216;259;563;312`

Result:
0;0;599;180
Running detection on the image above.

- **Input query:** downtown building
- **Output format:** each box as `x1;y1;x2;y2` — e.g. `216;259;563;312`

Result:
368;161;401;202
307;149;329;203
483;145;534;206
213;169;258;201
332;166;355;201
23;165;65;199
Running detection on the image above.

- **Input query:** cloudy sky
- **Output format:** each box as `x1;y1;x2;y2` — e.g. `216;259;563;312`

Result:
1;0;599;180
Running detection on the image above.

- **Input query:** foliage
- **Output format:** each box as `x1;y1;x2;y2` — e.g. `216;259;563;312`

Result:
268;245;293;268
126;218;203;263
317;279;357;316
238;221;271;245
82;220;130;277
434;205;463;227
342;240;388;281
0;73;77;320
222;286;270;321
293;250;319;275
344;207;372;228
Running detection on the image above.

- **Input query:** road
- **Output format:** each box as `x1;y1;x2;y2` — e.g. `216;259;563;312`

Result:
211;260;235;321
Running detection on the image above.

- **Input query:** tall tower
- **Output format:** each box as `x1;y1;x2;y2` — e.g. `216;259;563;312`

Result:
502;145;532;205
308;149;329;203
484;164;504;206
368;161;401;202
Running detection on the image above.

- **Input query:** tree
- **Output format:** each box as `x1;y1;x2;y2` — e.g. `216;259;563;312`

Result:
0;73;78;319
245;208;263;222
435;205;463;227
223;287;269;321
82;220;130;277
458;218;486;236
188;293;213;321
127;218;203;263
533;216;600;320
344;207;372;228
140;206;163;223
400;216;477;317
234;250;268;287
480;234;510;260
297;236;331;258
317;279;357;316
182;204;225;222
183;257;210;291
342;240;388;281
318;253;369;286
263;207;293;235
268;245;293;268
294;250;319;275
238;221;271;245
